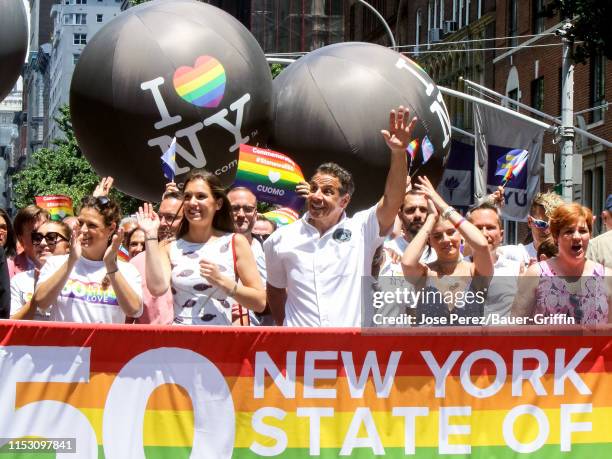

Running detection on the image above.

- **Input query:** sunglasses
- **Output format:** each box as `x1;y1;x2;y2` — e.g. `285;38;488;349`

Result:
31;231;69;245
82;195;111;211
530;217;550;230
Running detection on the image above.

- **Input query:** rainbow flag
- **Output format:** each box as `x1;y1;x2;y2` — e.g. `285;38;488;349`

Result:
407;139;419;161
1;322;612;457
35;195;73;221
117;245;130;262
263;207;300;226
234;144;305;210
495;149;529;184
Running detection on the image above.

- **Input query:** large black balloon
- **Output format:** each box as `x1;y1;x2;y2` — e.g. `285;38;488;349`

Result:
269;42;452;210
0;0;28;101
70;0;272;201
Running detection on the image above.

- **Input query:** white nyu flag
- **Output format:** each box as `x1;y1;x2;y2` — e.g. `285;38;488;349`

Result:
473;104;544;221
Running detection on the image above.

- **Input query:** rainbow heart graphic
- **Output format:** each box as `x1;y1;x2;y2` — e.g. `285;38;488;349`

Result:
173;55;226;108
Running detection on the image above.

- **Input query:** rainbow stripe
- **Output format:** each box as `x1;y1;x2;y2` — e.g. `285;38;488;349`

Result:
407;139;419;160
2;323;612;457
60;279;118;306
263;207;300;226
234;144;305;209
35;195;74;221
173;56;226;108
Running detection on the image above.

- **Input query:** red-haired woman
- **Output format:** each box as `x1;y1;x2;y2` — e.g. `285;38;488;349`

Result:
512;203;612;324
138;169;266;325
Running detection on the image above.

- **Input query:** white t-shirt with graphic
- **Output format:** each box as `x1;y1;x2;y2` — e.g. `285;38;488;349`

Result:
10;270;50;321
37;254;143;323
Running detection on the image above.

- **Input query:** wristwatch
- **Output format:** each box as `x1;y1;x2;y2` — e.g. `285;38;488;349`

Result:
441;206;456;220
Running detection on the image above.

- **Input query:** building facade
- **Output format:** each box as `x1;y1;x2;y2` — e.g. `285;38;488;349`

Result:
347;0;610;240
47;0;122;142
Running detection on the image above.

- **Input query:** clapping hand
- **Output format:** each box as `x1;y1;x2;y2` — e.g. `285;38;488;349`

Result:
68;226;83;262
103;228;124;270
380;106;417;152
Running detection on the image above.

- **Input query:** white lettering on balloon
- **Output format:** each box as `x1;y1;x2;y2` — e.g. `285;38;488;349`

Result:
140;76;251;171
394;57;452;149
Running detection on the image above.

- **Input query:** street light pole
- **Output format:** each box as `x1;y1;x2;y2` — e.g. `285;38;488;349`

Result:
352;0;397;50
558;20;575;202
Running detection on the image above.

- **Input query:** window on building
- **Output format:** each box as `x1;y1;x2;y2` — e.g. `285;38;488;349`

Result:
73;53;80;65
73;33;87;45
465;0;470;26
64;13;85;24
97;14;103;22
531;76;544;112
75;0;87;4
532;0;544;33
508;0;518;47
507;88;519;111
458;0;464;28
590;53;605;123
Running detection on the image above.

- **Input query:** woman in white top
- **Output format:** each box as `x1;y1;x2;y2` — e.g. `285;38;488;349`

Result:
138;169;266;325
10;220;71;320
32;196;143;323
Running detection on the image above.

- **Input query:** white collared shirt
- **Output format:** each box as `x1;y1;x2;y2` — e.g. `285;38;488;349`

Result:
379;235;437;277
264;204;384;327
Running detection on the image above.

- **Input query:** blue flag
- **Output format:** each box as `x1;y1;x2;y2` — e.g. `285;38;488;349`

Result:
160;137;177;182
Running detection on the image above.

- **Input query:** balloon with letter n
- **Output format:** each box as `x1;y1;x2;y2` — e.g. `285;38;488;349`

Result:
70;0;272;201
269;42;451;210
0;0;28;101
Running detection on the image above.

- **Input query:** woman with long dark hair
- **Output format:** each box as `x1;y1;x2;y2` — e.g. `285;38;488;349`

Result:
138;168;265;325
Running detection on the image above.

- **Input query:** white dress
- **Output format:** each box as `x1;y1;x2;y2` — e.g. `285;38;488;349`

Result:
169;234;238;325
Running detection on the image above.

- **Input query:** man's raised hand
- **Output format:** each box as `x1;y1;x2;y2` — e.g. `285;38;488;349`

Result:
380;105;417;152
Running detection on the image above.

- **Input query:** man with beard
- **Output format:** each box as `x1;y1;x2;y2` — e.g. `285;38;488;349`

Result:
379;189;437;277
264;106;415;327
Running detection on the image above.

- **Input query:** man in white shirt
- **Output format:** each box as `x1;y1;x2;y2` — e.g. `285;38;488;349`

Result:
264;106;415;327
380;189;437;277
467;202;523;320
227;186;270;325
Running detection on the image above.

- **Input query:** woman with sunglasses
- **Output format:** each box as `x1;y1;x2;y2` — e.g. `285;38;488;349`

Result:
512;203;612;324
138;168;266;325
32;196;143;323
10;221;71;320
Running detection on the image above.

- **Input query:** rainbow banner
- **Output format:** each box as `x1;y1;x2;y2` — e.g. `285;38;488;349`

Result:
1;322;612;457
262;207;300;226
234;144;305;210
35;195;73;221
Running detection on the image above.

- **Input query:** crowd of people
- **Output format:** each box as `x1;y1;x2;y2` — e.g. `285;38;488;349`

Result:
1;105;610;327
